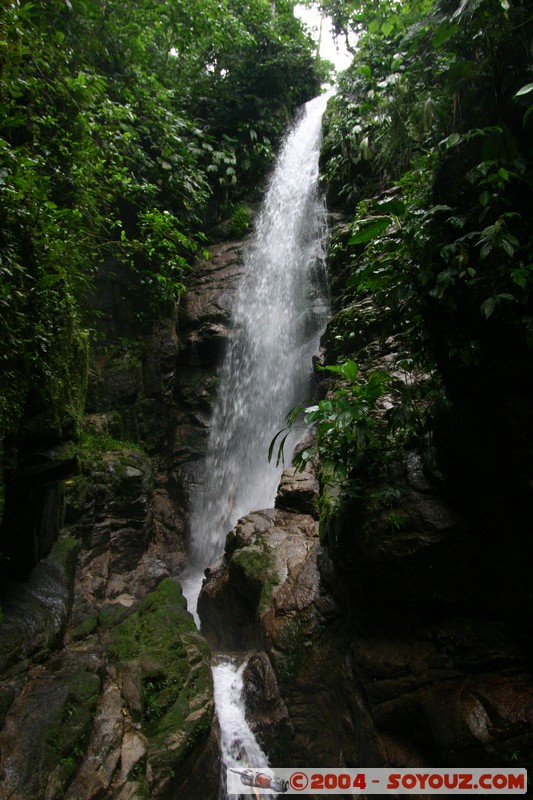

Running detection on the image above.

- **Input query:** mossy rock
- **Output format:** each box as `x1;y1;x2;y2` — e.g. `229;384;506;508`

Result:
87;344;143;412
97;601;133;630
49;535;80;586
43;670;101;782
267;605;323;689
2;668;102;796
228;544;279;613
69;614;98;641
0;685;15;727
105;578;214;784
64;441;152;532
0;465;5;529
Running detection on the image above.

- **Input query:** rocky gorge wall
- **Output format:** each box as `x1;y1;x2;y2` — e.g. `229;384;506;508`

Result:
199;435;533;783
1;213;531;799
195;220;533;788
0;238;245;799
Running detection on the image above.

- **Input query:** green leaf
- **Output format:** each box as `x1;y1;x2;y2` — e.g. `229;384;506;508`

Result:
348;216;392;244
481;297;496;319
299;448;313;463
523;105;533;128
514;83;533;98
480;241;492;259
375;197;405;216
498;167;509;182
338;409;354;427
357;65;372;78
381;20;394;37
432;22;459;48
496;293;516;302
341;360;358;383
268;428;291;467
501;238;515;258
511;267;531;289
443;132;461;148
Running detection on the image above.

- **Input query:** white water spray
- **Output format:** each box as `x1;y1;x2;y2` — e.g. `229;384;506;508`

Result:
181;93;330;614
181;93;331;792
213;658;269;769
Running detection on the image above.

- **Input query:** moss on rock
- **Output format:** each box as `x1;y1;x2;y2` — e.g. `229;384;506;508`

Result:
104;578;214;788
229;545;279;613
43;670;101;783
48;535;80;588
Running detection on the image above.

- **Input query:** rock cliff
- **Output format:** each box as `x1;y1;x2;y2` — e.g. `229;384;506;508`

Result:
2;216;531;798
0;236;245;800
197;224;533;784
199;429;532;781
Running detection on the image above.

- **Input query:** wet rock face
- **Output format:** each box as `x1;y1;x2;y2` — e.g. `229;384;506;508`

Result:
199;431;533;777
199;467;348;766
0;450;218;800
323;450;533;772
0;570;218;800
324;452;471;623
275;463;320;518
178;241;245;368
0;667;101;800
199;505;322;651
90;582;217;800
0;235;247;800
0;538;79;676
351;622;533;769
65;447;176;597
242;651;290;757
1;458;79;580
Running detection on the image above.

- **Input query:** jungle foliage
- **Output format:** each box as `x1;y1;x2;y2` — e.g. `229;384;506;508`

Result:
0;0;324;468
284;0;533;506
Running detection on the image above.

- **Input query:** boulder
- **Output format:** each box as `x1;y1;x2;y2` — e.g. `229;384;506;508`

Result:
0;579;219;800
275;459;319;518
199;506;320;652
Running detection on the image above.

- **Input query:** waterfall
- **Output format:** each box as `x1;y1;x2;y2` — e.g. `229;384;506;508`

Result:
180;92;330;793
181;92;330;613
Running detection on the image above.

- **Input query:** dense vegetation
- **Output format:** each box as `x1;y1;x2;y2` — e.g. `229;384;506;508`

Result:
0;0;325;520
2;0;533;559
280;0;533;537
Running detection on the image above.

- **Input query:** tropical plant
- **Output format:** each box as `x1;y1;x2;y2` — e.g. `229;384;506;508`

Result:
0;0;325;516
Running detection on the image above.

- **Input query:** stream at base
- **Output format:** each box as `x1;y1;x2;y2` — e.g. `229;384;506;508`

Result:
180;92;331;796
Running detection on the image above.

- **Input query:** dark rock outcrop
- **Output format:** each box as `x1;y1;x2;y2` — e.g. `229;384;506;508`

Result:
0;234;249;799
178;241;245;368
0;453;218;800
198;341;533;781
0;537;79;677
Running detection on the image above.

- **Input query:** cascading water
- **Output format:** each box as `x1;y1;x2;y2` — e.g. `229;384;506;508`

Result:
180;92;330;794
181;92;330;611
213;657;270;793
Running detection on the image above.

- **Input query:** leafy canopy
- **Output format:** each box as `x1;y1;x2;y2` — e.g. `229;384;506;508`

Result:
0;0;324;455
